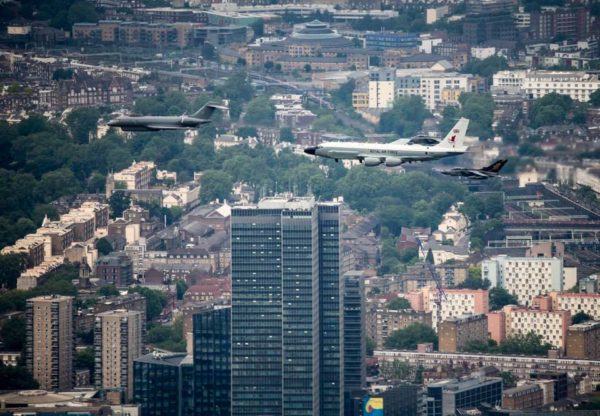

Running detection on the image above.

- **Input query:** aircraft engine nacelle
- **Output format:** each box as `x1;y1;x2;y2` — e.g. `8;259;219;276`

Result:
363;157;383;167
385;157;404;167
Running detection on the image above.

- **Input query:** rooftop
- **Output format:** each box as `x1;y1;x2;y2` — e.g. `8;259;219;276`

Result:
134;352;189;367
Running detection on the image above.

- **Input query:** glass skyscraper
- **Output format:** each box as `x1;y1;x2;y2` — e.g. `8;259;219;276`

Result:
193;305;231;416
133;352;192;416
231;196;343;416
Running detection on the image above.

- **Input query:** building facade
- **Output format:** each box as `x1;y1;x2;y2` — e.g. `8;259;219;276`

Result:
231;196;343;416
343;272;365;394
95;309;144;400
552;292;600;320
493;70;600;103
566;321;600;360
425;377;503;416
482;256;563;306
192;305;231;416
133;352;193;416
438;313;488;353
26;295;74;391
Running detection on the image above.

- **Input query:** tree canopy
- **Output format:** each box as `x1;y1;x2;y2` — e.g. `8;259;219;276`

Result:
378;96;431;137
489;287;519;310
572;311;593;325
387;297;412;310
384;322;438;350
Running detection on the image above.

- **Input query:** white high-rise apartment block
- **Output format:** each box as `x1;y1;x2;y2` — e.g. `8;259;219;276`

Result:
482;256;563;306
424;287;489;330
493;70;600;102
551;292;600;320
368;80;396;109
419;72;476;111
506;306;570;349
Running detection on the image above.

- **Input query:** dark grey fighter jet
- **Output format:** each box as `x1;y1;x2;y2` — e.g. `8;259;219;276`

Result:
107;102;227;131
437;159;508;180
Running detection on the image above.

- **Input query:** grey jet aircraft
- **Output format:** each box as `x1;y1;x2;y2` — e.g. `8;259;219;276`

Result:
107;102;227;132
437;159;508;180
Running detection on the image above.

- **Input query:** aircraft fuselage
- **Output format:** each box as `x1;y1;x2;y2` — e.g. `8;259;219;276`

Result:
107;115;209;131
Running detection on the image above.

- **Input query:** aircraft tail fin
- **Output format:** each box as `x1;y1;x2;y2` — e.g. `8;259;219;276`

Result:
481;159;508;173
436;118;469;149
191;102;228;119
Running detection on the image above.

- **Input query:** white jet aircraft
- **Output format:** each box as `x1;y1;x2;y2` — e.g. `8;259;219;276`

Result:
304;118;469;167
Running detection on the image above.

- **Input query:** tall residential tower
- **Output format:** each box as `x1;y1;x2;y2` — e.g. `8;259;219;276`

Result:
95;309;143;400
26;295;74;391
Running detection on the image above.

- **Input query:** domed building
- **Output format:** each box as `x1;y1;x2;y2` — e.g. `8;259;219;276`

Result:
245;20;372;71
284;20;355;56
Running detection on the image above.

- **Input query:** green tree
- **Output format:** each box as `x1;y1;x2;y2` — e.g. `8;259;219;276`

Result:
461;56;509;81
0;316;25;351
95;237;113;256
456;275;491;290
366;337;375;356
572;311;593;325
65;108;101;144
97;285;120;297
591;89;600;107
387;297;411;310
74;347;95;378
384;323;438;350
331;79;356;108
109;191;131;218
236;126;257;138
67;1;99;27
201;42;216;60
199;170;233;204
279;127;295;143
489;287;519;310
0;254;25;289
0;364;39;389
304;64;312;73
500;371;517;387
458;93;495;140
378;96;431;137
38;168;81;202
499;331;553;355
529;92;572;127
176;280;188;300
244;96;275;126
129;287;168;321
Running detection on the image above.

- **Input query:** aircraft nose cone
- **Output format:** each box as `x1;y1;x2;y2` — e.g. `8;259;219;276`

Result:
304;146;317;155
107;120;117;126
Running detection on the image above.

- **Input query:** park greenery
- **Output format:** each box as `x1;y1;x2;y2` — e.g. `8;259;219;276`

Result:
386;297;412;310
146;316;186;352
442;93;496;140
461;56;509;82
378;96;431;137
129;286;168;321
464;331;553;356
384;322;438;350
529;92;587;128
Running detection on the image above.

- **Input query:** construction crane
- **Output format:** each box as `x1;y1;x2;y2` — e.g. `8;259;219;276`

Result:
414;236;446;327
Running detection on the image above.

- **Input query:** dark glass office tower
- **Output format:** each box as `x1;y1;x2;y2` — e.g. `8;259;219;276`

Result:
343;271;365;392
231;196;342;416
193;305;231;416
318;204;343;416
133;352;190;416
